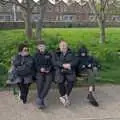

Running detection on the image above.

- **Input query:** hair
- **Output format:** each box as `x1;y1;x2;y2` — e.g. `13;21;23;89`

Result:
80;44;87;49
36;40;45;45
18;42;28;52
59;40;67;44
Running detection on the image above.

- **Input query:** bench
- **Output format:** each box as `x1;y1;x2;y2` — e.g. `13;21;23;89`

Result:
6;72;90;96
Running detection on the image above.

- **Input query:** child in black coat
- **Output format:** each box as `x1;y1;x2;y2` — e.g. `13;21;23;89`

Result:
77;45;100;107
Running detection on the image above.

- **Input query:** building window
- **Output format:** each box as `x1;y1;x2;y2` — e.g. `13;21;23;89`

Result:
77;16;80;20
60;15;63;21
63;15;73;22
48;7;52;12
5;16;11;21
56;16;59;21
112;16;120;22
89;16;96;22
0;15;11;21
56;7;59;12
0;16;4;21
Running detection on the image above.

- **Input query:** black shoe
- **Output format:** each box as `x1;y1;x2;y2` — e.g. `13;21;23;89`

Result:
38;99;46;109
87;92;99;107
93;85;95;92
23;99;27;104
22;97;27;104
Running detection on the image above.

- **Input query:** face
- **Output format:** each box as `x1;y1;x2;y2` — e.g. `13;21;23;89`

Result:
81;52;86;57
37;44;46;52
59;41;68;53
21;47;29;56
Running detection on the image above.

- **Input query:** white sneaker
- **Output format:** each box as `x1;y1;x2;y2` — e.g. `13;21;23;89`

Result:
17;90;21;102
59;96;66;106
64;94;71;106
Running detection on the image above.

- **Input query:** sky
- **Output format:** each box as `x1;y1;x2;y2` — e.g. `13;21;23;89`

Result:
17;0;83;4
33;0;81;3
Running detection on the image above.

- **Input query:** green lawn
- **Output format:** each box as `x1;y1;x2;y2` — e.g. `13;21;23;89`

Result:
0;28;120;87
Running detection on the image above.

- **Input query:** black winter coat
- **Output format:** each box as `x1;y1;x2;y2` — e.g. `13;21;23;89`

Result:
13;54;33;77
52;49;77;74
33;51;53;73
77;55;101;71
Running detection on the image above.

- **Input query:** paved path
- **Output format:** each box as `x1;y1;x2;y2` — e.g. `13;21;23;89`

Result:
0;85;120;120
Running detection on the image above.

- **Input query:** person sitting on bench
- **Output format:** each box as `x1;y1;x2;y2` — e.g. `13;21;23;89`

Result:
34;41;53;109
77;45;101;107
12;42;33;104
52;40;77;107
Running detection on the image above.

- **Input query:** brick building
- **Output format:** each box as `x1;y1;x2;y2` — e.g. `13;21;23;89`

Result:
0;0;120;23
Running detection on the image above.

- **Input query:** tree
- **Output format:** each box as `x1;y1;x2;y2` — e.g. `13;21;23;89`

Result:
111;0;120;8
35;0;48;40
0;0;47;40
79;0;116;43
0;0;36;39
89;0;107;43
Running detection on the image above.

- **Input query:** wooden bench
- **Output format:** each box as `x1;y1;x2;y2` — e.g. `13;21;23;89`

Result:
6;80;19;95
6;73;90;96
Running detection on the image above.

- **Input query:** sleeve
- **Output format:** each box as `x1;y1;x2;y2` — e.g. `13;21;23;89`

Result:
89;56;101;69
46;53;53;71
14;56;33;75
12;55;21;67
51;52;63;68
71;54;79;68
33;54;41;72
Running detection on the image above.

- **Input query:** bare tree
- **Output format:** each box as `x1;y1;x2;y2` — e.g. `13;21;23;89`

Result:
0;0;37;39
111;0;120;8
88;0;108;43
0;0;47;40
35;0;48;40
79;0;115;43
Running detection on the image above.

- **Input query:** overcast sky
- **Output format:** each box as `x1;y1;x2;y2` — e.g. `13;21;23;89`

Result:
33;0;81;3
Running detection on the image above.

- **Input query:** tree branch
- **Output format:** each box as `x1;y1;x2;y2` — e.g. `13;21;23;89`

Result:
0;0;27;10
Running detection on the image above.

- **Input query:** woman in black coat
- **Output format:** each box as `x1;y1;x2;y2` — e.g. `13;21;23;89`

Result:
13;43;33;104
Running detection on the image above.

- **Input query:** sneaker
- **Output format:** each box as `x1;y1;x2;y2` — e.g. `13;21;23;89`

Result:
64;94;71;106
38;102;46;109
37;98;46;109
59;96;66;106
87;92;99;107
17;90;21;101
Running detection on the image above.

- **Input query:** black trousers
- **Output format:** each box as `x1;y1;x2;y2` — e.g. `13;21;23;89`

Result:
36;73;52;100
58;79;74;97
17;82;30;101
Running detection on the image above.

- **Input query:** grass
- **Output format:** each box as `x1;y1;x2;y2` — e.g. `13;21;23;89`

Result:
0;28;120;87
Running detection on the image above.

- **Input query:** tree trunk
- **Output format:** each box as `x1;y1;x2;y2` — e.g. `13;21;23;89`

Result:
98;19;106;44
88;0;106;44
24;10;33;40
100;21;106;44
36;18;42;40
36;1;47;41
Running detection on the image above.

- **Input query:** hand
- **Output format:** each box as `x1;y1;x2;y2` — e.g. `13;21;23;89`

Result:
88;64;92;68
63;64;71;69
82;65;85;68
40;68;45;72
93;67;98;71
45;70;49;73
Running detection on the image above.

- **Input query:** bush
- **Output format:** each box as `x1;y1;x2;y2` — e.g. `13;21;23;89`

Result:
0;63;8;87
0;28;120;87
